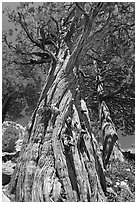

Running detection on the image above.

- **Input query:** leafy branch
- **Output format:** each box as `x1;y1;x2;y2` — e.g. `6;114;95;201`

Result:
17;12;57;63
12;57;51;65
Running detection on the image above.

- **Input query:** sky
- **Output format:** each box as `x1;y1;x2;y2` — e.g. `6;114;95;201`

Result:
117;130;135;150
2;2;43;31
2;2;18;31
1;1;135;151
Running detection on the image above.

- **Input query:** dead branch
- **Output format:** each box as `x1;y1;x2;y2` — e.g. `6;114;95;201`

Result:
3;35;16;50
92;2;106;18
50;16;60;34
62;6;76;26
12;57;51;65
75;3;89;19
18;12;43;49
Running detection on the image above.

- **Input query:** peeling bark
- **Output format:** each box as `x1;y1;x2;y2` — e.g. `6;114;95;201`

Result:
7;3;111;201
8;44;107;201
100;101;118;168
96;62;123;168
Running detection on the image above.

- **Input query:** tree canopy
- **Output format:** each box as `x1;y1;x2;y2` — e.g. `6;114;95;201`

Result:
3;2;135;134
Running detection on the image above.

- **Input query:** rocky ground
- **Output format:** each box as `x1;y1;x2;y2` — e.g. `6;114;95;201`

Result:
2;121;135;202
105;159;135;202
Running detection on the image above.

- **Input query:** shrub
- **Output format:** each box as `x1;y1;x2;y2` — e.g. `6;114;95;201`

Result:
2;121;25;153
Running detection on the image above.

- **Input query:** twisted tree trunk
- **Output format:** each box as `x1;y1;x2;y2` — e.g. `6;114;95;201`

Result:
96;62;124;168
8;43;107;201
6;2;114;201
100;101;118;168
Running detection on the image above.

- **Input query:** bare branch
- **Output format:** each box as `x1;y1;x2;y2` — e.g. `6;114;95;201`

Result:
12;47;57;64
44;49;57;63
50;16;60;34
4;32;57;63
86;53;104;63
92;2;106;18
79;69;89;78
3;35;16;50
100;68;113;76
39;37;58;50
85;11;111;50
62;6;76;26
4;37;57;66
12;58;51;65
38;20;59;50
101;80;131;101
39;24;46;41
18;12;43;49
75;2;89;18
17;51;51;58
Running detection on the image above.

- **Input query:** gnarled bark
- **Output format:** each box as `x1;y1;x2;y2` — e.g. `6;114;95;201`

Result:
8;44;107;201
7;3;112;201
96;62;124;168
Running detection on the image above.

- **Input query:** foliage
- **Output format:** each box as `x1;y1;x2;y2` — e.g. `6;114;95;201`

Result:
2;127;19;152
2;41;46;120
2;3;134;132
2;121;25;152
106;159;135;202
80;2;135;135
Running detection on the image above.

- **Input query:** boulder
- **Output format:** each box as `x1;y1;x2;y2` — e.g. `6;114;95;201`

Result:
2;192;11;202
2;161;16;186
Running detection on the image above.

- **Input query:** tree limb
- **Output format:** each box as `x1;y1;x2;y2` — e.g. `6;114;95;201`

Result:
79;69;89;78
12;58;51;65
7;13;57;63
51;16;60;34
62;6;76;26
18;12;43;49
86;53;104;63
17;51;53;59
92;2;105;18
75;2;89;19
3;35;16;50
82;11;111;57
100;81;130;101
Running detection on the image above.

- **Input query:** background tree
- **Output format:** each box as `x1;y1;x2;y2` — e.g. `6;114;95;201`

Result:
2;2;135;202
82;2;134;136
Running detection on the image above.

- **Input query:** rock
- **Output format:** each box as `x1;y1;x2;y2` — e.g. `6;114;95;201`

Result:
106;177;113;186
119;181;133;197
107;187;117;196
2;192;11;202
15;138;23;152
100;145;103;151
115;181;120;186
2;161;16;185
2;121;26;153
2;121;26;138
2;161;15;174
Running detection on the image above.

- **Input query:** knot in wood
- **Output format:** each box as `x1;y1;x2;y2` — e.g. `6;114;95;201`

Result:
66;116;72;124
50;105;60;116
83;133;90;141
62;134;74;147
